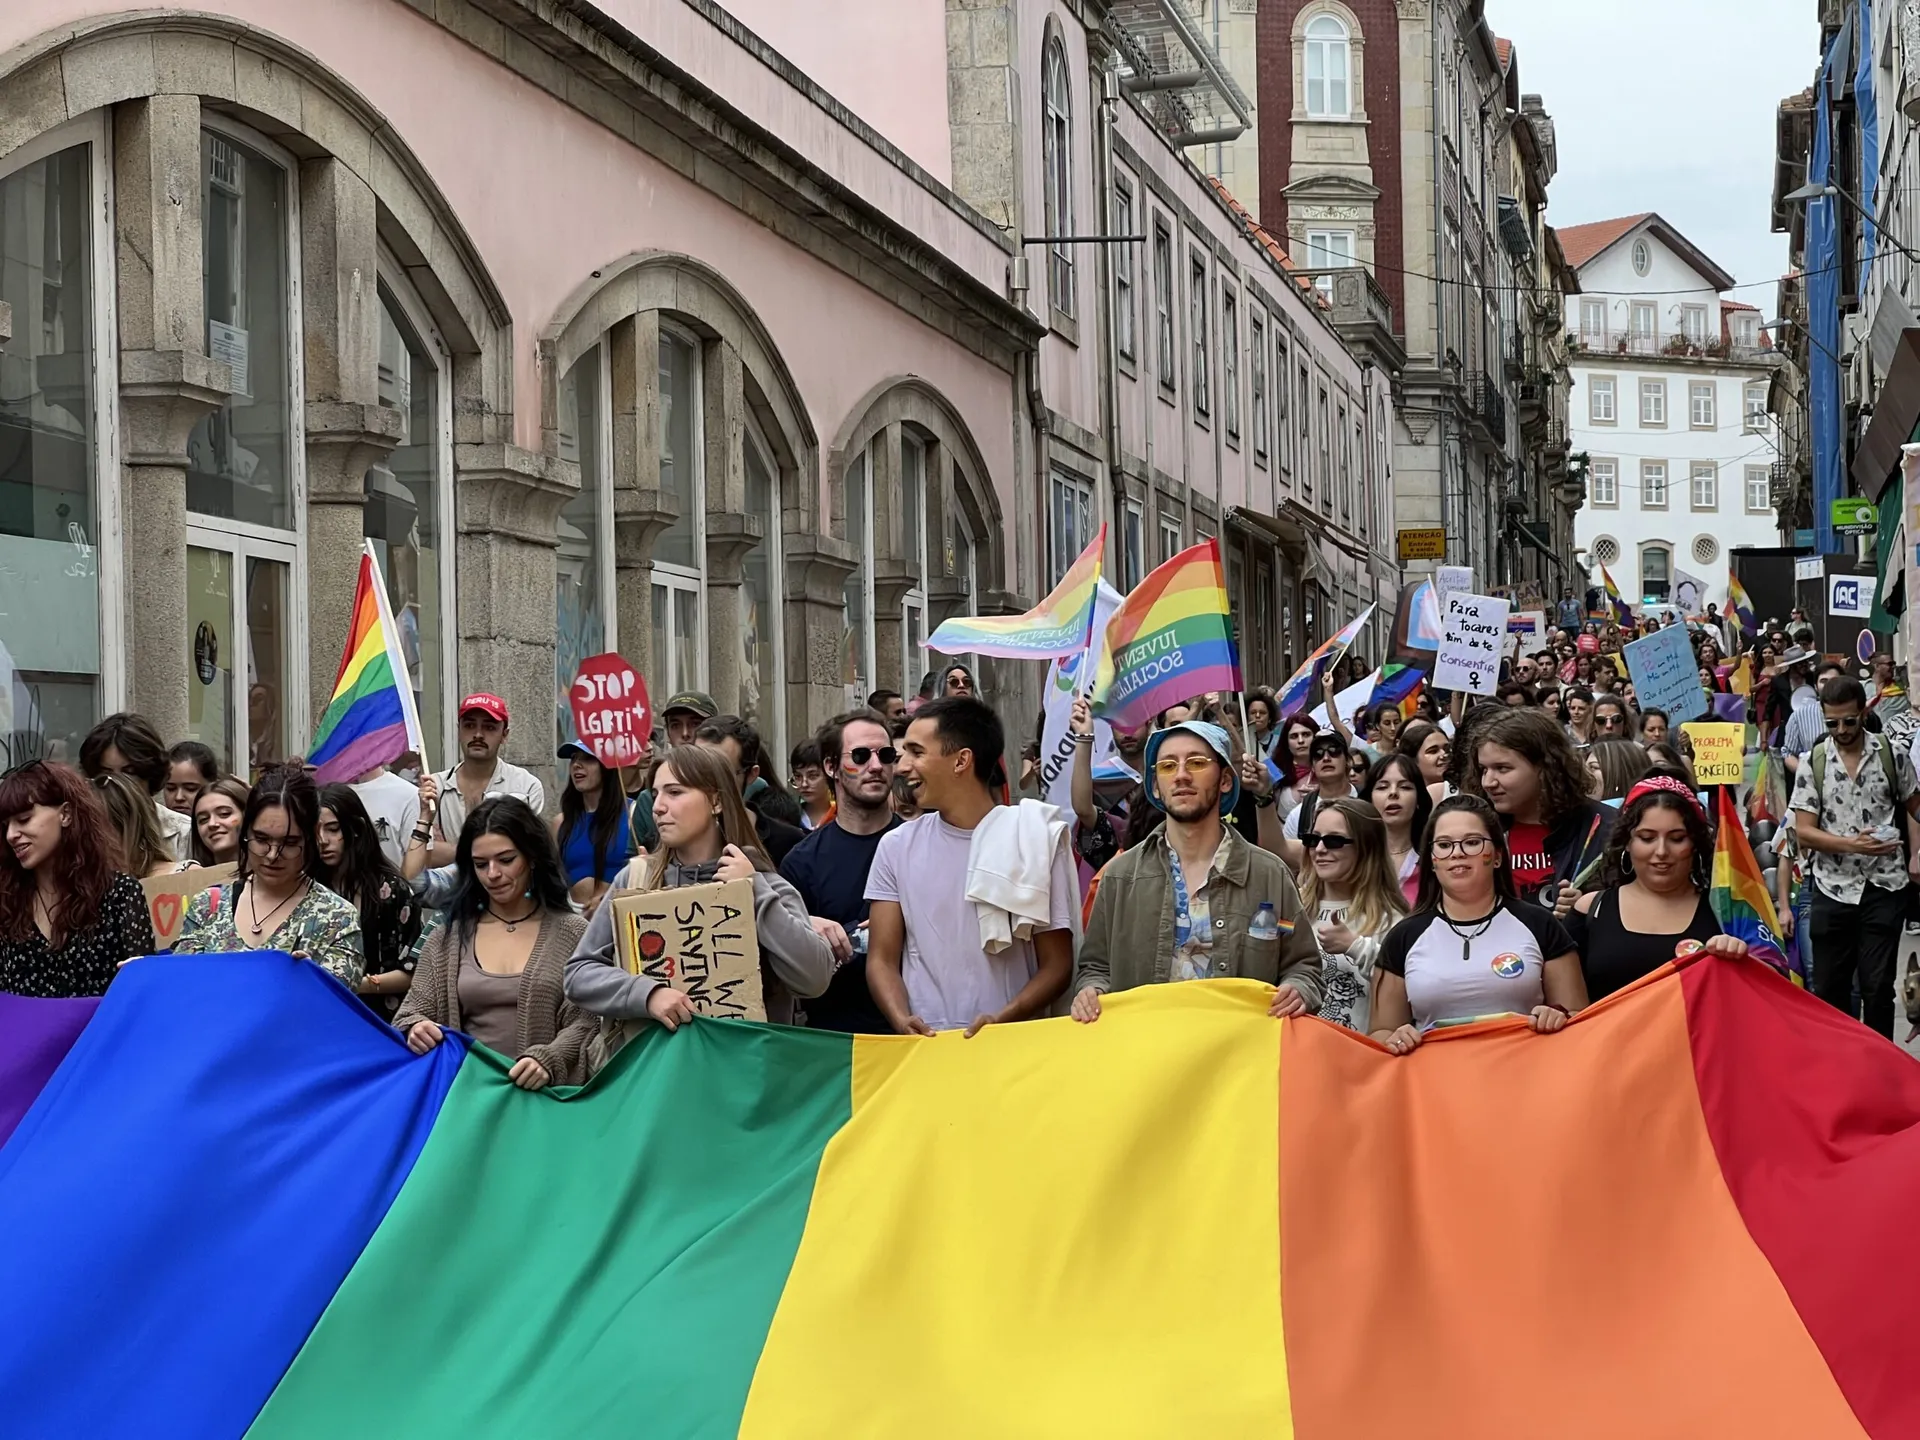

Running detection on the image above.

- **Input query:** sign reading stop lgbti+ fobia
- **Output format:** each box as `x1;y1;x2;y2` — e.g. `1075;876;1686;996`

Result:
569;653;652;768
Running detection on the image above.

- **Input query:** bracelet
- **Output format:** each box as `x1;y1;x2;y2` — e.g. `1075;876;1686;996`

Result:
1070;731;1095;746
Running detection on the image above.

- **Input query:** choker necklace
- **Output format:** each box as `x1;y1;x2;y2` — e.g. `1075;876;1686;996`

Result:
1437;903;1498;964
485;903;540;933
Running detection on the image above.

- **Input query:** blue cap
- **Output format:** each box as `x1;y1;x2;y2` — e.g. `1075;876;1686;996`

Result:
1141;720;1242;815
556;738;596;762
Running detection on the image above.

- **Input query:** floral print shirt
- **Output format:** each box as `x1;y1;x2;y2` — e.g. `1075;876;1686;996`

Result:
358;878;423;1021
173;877;365;987
1788;733;1918;905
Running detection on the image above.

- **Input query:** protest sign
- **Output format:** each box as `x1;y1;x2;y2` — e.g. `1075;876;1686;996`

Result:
1682;723;1745;786
1436;566;1474;606
1433;592;1509;695
611;879;764;1021
142;864;237;951
1506;610;1547;659
569;653;651;768
1622;624;1707;722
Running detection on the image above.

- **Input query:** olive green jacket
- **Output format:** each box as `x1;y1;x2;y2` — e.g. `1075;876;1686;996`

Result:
1075;823;1322;1007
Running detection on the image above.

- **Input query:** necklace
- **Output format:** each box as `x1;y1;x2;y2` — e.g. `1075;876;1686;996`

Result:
1436;901;1498;964
485;903;541;933
246;879;307;938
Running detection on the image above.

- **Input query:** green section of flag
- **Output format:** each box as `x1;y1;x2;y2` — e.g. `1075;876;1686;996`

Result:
310;650;395;743
245;1022;853;1438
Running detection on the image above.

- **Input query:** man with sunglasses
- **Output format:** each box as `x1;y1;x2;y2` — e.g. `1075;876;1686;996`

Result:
1789;676;1920;1037
1072;720;1319;1022
779;708;903;1032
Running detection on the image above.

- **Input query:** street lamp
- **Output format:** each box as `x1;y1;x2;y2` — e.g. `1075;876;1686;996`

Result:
1783;180;1920;263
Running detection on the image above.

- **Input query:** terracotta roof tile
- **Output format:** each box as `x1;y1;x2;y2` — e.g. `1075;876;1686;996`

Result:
1557;213;1653;270
1203;174;1327;306
1495;38;1512;71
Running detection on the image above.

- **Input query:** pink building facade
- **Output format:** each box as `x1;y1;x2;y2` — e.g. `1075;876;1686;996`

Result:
0;0;1393;779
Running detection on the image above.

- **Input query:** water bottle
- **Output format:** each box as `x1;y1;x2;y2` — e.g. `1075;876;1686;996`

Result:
1249;902;1280;942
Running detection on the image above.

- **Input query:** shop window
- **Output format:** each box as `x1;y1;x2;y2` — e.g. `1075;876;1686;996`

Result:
652;326;704;696
556;346;610;748
742;417;785;759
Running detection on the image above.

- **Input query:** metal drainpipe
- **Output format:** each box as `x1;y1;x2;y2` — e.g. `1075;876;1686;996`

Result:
1098;65;1126;571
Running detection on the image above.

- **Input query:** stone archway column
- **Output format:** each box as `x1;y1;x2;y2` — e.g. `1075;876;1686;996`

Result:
604;314;679;693
780;536;858;737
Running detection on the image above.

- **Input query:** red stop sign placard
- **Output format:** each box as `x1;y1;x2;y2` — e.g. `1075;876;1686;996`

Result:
568;653;652;768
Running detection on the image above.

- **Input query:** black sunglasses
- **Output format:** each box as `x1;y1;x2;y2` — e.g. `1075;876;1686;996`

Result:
1302;832;1355;851
845;745;899;768
1823;715;1863;730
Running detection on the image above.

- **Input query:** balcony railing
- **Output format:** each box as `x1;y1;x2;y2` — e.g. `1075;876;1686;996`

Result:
1572;327;1759;362
1467;371;1507;439
1296;264;1395;335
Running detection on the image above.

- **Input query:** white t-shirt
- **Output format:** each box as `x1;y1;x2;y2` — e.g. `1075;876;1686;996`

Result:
866;811;1078;1032
352;769;421;869
1282;786;1361;840
1378;901;1576;1030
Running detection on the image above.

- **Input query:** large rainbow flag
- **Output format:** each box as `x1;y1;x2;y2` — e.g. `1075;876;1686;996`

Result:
3;951;1918;1436
926;527;1104;659
1601;562;1633;625
1728;573;1759;637
307;543;427;783
1711;785;1797;983
1275;606;1374;716
1090;539;1239;729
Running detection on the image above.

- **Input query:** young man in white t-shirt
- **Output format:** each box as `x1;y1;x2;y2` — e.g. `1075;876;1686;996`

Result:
866;697;1075;1036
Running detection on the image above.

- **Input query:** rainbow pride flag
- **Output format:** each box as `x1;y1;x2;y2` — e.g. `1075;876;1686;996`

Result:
1091;539;1239;729
307;543;426;783
1711;785;1797;984
4;952;1919;1435
1275;606;1374;716
926;526;1104;659
1728;573;1759;637
1601;562;1633;625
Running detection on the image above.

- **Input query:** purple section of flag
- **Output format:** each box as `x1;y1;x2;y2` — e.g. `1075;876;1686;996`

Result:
0;992;98;1150
1711;693;1748;723
309;721;409;786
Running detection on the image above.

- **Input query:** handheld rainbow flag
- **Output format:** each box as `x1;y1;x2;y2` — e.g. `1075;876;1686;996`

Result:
308;543;428;784
926;526;1104;660
1711;785;1797;984
1374;662;1426;719
1727;574;1759;637
1091;539;1239;729
1386;579;1442;666
1275;606;1375;717
1600;563;1633;626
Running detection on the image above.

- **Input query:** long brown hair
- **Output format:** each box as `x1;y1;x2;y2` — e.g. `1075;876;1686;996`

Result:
191;777;252;866
1299;796;1407;940
0;761;126;946
635;744;770;890
1466;707;1592;828
93;771;173;878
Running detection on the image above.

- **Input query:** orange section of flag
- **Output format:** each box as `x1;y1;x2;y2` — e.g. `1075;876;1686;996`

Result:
1277;981;1865;1439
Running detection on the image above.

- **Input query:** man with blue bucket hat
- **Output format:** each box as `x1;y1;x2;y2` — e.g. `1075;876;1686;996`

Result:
1070;719;1320;1022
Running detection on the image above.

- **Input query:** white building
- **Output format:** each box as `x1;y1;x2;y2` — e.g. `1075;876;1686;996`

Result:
1562;214;1783;612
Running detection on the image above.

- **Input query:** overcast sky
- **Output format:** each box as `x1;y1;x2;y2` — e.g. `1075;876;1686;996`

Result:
1511;0;1824;315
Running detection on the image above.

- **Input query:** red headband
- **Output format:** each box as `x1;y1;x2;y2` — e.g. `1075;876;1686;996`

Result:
1623;774;1704;821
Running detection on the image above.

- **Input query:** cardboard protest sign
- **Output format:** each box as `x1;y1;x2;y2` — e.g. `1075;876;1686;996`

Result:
611;879;764;1021
1681;723;1745;786
1622;624;1707;723
1433;592;1509;695
569;653;651;768
142;864;237;951
1436;566;1474;607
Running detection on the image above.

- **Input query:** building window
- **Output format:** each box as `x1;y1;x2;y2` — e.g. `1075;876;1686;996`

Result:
557;346;611;750
900;434;930;688
1744;380;1768;431
1641;460;1668;509
1153;219;1175;389
652;326;705;697
844;443;873;702
1304;14;1352;118
1304;228;1355;299
1689;381;1716;429
1159;513;1183;563
1250;311;1268;461
1221;288;1240;440
375;279;455;761
1122;498;1145;589
1589;376;1615;423
1590;458;1617;506
1680;305;1708;344
1298;363;1312;500
1745;465;1771;513
1113;174;1136;361
1042;36;1074;317
1579;297;1606;345
1629;300;1656;352
742;416;786;759
0;130;110;761
1317;387;1332;506
1640;543;1671;601
1732;311;1759;350
1190;253;1210;418
1275;333;1291;475
1631;238;1652;276
187;123;300;776
1050;470;1095;586
1690;462;1718;510
1639;377;1666;427
1338;404;1352;520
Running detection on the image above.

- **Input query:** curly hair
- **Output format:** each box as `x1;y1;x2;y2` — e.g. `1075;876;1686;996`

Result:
1595;789;1712;891
0;761;125;947
1465;707;1593;828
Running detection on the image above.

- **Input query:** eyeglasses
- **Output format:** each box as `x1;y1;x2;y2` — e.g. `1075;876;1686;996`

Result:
1302;832;1354;851
1597;715;1627;731
845;746;899;769
1824;715;1863;730
1153;755;1219;778
1431;835;1494;858
245;831;304;858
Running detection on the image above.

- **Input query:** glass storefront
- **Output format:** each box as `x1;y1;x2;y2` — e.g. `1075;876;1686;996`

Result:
556;347;606;745
742;421;781;753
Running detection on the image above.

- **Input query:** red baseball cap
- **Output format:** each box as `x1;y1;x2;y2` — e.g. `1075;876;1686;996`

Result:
459;692;509;724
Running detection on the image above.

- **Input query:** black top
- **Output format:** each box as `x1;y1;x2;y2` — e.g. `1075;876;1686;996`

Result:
1564;887;1722;1001
0;872;157;999
354;877;424;1021
753;807;804;866
779;816;902;1033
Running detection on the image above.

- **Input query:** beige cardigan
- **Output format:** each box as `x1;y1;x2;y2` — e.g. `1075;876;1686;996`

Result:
394;910;596;1086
